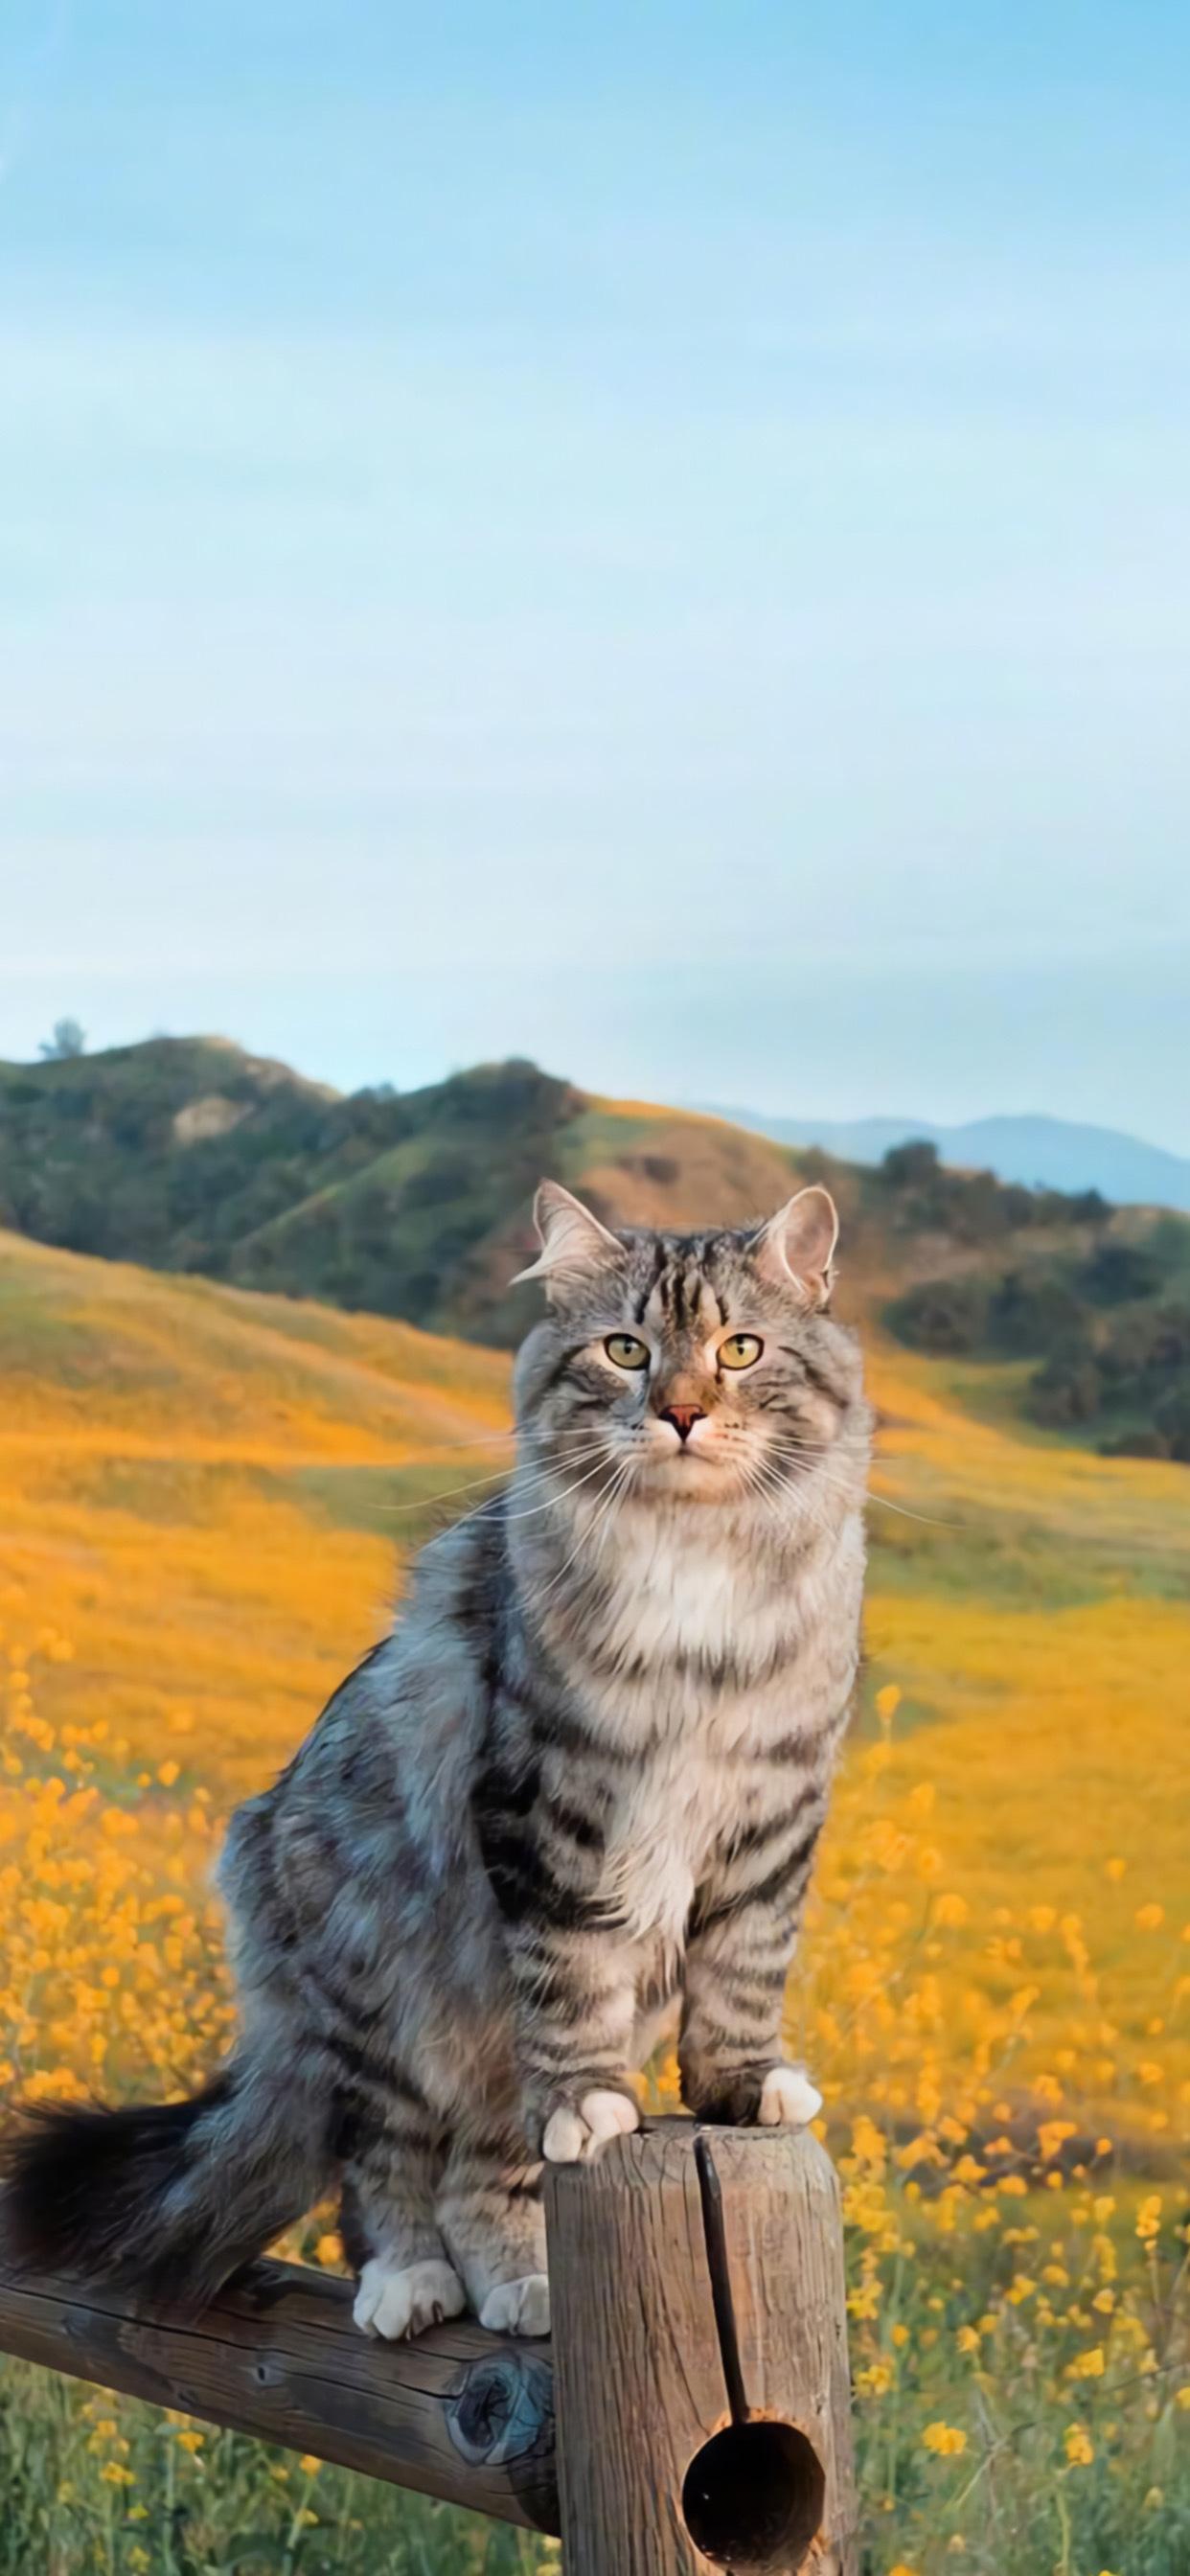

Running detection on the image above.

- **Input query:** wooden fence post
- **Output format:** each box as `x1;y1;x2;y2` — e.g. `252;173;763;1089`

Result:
545;2115;856;2576
1;2119;856;2569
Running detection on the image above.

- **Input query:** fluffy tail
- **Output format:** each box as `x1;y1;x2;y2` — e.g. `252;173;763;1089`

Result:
0;2064;331;2312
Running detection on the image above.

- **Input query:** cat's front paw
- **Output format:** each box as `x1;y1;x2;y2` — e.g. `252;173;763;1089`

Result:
352;2254;467;2341
686;2060;822;2128
540;2088;640;2164
758;2064;822;2128
478;2272;551;2336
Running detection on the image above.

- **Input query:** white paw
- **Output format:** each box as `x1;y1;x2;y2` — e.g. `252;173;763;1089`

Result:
542;2089;640;2165
352;2255;466;2341
478;2272;551;2336
758;2064;823;2128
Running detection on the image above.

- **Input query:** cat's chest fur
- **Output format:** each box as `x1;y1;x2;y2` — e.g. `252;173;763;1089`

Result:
599;1748;733;1944
580;1509;801;1690
561;1516;857;1946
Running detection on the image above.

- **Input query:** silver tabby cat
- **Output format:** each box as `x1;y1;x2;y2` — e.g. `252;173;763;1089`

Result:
3;1182;870;2342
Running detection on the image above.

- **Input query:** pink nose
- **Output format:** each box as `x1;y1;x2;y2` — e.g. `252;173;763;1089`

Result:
661;1404;706;1443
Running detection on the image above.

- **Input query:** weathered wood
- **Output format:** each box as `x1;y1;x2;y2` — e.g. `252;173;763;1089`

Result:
0;2124;857;2568
0;2251;558;2534
544;2116;856;2576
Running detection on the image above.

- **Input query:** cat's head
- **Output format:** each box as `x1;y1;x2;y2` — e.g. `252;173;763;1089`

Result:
513;1182;865;1504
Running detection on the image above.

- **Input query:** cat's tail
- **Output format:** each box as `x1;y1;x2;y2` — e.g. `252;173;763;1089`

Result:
0;2061;332;2312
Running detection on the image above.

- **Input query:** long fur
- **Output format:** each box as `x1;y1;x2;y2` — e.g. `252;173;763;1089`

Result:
0;2069;329;2312
2;1186;870;2334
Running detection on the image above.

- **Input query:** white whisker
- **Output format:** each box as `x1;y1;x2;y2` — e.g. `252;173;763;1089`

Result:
393;1428;517;1453
761;1435;961;1529
415;1448;621;1557
500;1454;618;1525
535;1459;634;1609
377;1438;610;1519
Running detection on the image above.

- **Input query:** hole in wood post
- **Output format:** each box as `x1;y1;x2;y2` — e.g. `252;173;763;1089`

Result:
680;2419;826;2572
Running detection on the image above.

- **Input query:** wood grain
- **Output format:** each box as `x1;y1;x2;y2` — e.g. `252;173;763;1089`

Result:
545;2116;857;2576
0;2126;856;2569
0;2249;558;2534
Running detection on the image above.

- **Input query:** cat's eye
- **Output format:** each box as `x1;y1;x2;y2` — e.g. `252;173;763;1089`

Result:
604;1332;650;1370
719;1332;764;1370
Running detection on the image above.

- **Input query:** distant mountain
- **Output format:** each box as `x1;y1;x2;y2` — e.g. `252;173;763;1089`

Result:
707;1109;1190;1213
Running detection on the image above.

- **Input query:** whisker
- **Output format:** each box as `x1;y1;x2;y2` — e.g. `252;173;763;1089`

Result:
761;1436;962;1530
536;1459;633;1608
415;1448;622;1557
864;1491;962;1530
500;1455;618;1525
376;1438;610;1518
391;1428;517;1452
375;1466;524;1516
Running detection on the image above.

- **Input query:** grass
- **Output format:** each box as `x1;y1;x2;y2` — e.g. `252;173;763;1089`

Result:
0;1232;1186;2574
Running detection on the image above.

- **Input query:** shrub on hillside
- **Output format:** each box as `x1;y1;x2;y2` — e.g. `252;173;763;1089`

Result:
885;1276;992;1354
986;1267;1086;1356
1026;1347;1105;1426
1078;1239;1163;1304
1154;1374;1190;1462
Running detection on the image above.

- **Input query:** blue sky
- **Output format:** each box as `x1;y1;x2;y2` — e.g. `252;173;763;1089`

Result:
2;2;1188;1145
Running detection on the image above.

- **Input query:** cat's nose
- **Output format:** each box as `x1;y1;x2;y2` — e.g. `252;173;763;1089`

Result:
660;1403;706;1443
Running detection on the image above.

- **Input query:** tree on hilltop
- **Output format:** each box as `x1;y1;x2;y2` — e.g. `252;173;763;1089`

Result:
38;1018;87;1060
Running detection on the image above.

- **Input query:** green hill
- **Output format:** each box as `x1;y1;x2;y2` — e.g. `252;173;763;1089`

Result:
0;1039;814;1339
3;1035;1188;1459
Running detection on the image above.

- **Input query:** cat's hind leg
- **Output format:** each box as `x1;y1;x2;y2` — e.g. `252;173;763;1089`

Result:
437;2124;550;2337
341;2088;466;2340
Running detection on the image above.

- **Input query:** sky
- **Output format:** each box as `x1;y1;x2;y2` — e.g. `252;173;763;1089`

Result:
2;2;1188;1147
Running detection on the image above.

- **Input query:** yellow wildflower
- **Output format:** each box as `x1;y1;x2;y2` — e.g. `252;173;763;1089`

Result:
922;2423;968;2457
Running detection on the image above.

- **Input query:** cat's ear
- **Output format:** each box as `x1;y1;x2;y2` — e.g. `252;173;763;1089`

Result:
512;1181;626;1299
753;1184;838;1308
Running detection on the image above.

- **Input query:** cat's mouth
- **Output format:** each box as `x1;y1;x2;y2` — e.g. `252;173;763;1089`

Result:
634;1438;733;1498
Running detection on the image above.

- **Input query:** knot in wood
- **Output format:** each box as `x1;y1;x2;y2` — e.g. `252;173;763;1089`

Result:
446;2350;554;2471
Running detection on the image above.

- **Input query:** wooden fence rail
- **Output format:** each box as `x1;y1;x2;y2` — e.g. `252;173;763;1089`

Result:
0;2117;856;2574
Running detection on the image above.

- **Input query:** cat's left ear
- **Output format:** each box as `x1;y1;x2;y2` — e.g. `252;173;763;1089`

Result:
754;1184;839;1308
512;1180;626;1300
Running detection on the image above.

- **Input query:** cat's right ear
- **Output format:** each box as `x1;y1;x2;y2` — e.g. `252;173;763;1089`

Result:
512;1181;625;1300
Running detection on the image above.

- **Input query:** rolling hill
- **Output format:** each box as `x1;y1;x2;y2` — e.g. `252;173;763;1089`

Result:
1;1227;1188;2569
3;1034;1190;1460
1;1220;1186;2145
0;1039;804;1345
0;1224;511;1798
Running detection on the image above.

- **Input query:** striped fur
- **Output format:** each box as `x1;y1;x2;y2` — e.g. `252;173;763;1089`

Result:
1;1184;869;2338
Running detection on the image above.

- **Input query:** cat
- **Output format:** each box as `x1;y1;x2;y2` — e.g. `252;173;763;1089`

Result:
2;1180;870;2343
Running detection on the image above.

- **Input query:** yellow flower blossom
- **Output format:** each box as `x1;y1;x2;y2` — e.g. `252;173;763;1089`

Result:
922;2423;968;2457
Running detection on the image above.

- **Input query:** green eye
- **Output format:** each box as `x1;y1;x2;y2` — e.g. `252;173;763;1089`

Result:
605;1333;650;1371
720;1332;764;1371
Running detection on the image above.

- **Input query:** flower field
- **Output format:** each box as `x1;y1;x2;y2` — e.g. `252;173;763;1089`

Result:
0;1228;1187;2573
